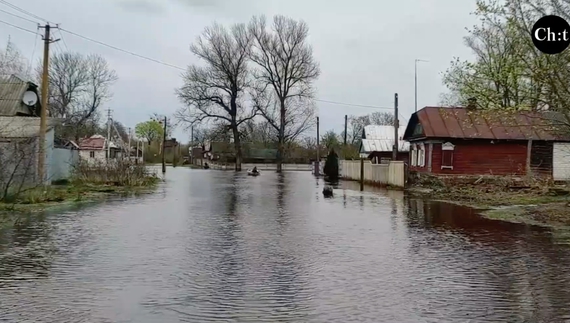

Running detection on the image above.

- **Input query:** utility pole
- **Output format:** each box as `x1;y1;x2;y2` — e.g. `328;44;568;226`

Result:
37;24;59;184
128;127;131;160
106;109;112;159
162;116;167;173
343;115;348;146
393;93;399;161
316;116;320;176
415;59;428;112
191;126;194;146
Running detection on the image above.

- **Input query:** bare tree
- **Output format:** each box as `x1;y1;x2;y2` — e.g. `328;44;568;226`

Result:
38;53;118;140
370;112;394;126
0;38;26;76
249;15;320;172
176;23;255;171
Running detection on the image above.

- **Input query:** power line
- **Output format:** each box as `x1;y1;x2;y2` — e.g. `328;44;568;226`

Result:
0;1;404;115
0;0;48;22
315;99;392;110
26;25;40;76
0;19;36;34
0;7;39;24
60;28;186;71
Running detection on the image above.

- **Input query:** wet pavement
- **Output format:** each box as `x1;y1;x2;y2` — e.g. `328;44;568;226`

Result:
1;167;570;322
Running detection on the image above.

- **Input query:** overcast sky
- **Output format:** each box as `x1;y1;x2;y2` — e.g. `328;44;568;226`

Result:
1;0;477;142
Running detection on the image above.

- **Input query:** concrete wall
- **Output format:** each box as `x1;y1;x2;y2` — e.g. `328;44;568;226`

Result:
50;148;79;181
340;160;405;188
0;137;39;190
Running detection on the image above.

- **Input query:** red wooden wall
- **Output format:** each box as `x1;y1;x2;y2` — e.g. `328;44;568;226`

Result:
410;140;528;175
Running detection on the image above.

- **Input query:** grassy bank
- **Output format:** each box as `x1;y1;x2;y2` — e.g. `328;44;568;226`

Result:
407;174;570;228
0;160;161;226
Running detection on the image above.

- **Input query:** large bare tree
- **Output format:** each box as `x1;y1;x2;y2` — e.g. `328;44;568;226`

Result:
176;23;256;171
38;52;118;140
249;15;320;172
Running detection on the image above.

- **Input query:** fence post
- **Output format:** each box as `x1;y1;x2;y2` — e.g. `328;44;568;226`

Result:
360;157;364;191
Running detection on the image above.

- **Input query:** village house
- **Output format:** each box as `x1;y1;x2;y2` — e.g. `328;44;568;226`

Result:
359;125;409;164
78;134;122;162
403;104;570;180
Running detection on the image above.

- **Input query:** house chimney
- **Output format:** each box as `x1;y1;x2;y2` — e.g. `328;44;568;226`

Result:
467;97;477;109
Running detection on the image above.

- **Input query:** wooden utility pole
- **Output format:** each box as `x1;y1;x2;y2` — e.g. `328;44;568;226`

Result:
127;127;131;160
316;116;320;176
162;116;167;173
37;24;59;184
344;115;348;145
392;93;399;161
106;109;112;159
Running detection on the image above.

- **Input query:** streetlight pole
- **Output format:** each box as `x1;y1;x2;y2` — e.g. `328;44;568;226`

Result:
415;59;428;112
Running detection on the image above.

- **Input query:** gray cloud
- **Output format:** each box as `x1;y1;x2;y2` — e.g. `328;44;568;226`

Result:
117;0;165;13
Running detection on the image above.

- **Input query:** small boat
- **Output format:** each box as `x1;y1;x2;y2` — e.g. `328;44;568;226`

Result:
322;186;333;198
203;163;210;169
247;169;260;176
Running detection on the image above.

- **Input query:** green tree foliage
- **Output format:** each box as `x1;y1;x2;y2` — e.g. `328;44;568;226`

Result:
135;120;163;144
441;0;570;130
321;130;341;150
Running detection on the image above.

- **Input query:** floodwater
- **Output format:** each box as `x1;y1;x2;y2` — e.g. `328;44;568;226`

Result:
1;168;570;322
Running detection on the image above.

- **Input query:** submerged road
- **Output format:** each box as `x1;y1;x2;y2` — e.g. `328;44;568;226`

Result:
1;167;570;322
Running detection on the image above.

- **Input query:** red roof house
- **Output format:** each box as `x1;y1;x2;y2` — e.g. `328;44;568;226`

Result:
403;105;570;178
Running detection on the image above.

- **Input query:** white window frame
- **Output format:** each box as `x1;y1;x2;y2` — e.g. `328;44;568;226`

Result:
411;144;417;166
441;142;455;170
418;143;425;167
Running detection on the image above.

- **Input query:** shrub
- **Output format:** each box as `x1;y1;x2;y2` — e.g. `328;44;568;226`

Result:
72;159;159;187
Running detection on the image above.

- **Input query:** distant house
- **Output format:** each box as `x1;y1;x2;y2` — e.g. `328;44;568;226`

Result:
359;125;409;164
403;105;570;179
0;116;60;185
0;74;42;116
78;135;122;162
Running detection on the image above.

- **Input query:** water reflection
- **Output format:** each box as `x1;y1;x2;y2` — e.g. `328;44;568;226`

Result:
0;169;570;322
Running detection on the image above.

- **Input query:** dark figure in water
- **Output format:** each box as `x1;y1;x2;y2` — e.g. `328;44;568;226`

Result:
252;166;258;173
204;162;209;169
322;185;333;198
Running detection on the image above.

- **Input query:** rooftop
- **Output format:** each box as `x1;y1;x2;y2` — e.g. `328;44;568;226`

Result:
361;125;409;152
404;106;570;141
0;74;40;116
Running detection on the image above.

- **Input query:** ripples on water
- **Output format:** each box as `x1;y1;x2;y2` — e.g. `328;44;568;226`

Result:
1;168;570;322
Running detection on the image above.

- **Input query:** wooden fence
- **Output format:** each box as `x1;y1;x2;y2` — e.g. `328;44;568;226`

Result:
340;160;405;188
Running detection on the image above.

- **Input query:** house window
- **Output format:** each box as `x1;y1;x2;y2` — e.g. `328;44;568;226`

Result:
413;123;423;136
441;142;455;169
411;144;417;166
418;143;425;167
89;151;95;158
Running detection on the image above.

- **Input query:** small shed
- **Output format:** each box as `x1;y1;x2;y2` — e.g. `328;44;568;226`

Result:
403;106;570;178
78;135;122;162
359;125;409;164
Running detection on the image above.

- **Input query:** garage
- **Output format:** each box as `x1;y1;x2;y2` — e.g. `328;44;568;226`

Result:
553;143;570;181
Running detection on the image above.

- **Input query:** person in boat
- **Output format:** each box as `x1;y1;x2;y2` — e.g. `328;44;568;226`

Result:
252;166;258;174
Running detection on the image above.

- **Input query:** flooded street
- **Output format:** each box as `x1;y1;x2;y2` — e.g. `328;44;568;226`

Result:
2;167;570;322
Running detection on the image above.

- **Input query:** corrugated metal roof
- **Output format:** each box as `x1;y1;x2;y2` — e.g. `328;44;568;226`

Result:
406;107;570;141
0;116;59;138
361;125;409;152
78;135;118;150
363;125;407;140
0;75;37;116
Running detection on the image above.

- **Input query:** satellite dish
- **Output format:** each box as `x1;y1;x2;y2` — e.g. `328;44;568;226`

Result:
22;91;38;106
